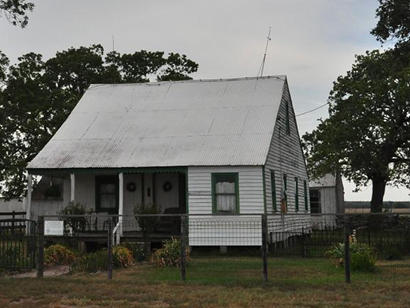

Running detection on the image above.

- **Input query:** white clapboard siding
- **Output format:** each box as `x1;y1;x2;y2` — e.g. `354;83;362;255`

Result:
263;80;311;234
188;166;264;214
188;166;264;245
267;214;312;243
311;186;338;229
188;215;262;246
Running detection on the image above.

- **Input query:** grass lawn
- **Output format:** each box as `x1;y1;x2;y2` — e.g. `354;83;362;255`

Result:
0;257;409;307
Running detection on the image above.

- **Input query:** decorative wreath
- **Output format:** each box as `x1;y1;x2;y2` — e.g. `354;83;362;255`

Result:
163;181;172;192
126;182;136;192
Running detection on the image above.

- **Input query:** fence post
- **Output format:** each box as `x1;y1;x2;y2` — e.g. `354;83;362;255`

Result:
180;215;187;281
262;214;268;282
37;216;44;278
107;219;113;280
344;216;351;283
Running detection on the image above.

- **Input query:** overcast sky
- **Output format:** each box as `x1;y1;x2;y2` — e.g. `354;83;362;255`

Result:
1;0;409;201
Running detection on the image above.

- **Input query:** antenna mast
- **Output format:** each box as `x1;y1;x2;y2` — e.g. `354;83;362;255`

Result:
258;26;272;78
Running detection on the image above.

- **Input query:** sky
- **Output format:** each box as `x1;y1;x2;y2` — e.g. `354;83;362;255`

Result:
1;0;409;201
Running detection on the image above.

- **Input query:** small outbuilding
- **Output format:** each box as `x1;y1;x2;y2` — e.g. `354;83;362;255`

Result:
27;76;311;246
309;173;345;228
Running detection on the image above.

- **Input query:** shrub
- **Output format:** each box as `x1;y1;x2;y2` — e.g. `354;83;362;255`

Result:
44;244;76;266
326;242;377;272
122;242;145;262
71;246;134;272
113;246;134;267
71;250;107;273
152;237;190;267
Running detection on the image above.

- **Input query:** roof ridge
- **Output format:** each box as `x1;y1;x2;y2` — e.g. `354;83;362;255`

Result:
89;75;287;88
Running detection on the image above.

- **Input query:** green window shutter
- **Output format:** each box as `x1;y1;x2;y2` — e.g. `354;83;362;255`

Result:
270;170;277;212
212;173;239;214
295;177;299;212
282;173;287;210
304;180;308;211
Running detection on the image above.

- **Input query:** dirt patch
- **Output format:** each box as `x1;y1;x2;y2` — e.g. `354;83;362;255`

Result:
11;265;70;278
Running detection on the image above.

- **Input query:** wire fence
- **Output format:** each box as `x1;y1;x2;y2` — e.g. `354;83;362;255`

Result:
0;218;37;270
2;212;409;283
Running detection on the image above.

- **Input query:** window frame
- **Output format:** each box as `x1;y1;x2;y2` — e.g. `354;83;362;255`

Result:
211;173;239;214
95;175;119;214
270;170;277;212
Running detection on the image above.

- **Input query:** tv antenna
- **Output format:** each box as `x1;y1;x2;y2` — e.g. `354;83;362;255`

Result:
257;26;271;78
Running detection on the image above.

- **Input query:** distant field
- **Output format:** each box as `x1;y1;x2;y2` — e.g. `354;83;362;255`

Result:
0;257;409;307
345;208;410;214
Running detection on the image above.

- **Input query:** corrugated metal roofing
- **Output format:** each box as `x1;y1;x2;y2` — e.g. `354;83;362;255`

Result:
28;76;286;170
309;174;337;188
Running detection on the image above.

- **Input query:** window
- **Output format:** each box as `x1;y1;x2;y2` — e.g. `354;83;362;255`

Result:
96;175;119;214
270;170;277;212
285;101;290;135
304;180;308;211
295;177;299;212
212;173;239;214
309;189;321;214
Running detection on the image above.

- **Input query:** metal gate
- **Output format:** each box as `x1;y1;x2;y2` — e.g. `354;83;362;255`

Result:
0;219;37;270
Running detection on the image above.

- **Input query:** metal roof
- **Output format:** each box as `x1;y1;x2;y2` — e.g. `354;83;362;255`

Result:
28;76;286;170
309;174;337;188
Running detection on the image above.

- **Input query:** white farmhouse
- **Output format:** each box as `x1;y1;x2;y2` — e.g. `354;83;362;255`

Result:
27;76;311;246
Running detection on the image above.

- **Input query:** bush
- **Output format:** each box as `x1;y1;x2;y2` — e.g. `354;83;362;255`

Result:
44;244;76;266
151;237;189;267
113;246;134;267
71;246;134;272
122;242;145;262
71;250;107;272
326;242;377;272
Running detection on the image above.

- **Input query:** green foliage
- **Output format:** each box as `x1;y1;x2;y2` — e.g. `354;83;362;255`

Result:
0;45;198;200
71;249;107;273
59;202;88;232
44;244;76;266
134;204;159;233
0;0;34;28
122;241;145;262
113;246;134;268
0;245;31;269
326;242;377;272
371;0;410;43
71;246;134;272
303;47;410;212
151;237;190;267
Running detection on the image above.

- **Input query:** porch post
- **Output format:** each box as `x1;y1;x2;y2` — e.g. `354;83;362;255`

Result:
26;173;32;220
70;173;75;202
119;172;124;235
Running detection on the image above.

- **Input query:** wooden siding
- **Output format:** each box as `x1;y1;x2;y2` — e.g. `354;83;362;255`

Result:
188;215;262;246
188;166;264;214
264;80;311;233
187;166;264;246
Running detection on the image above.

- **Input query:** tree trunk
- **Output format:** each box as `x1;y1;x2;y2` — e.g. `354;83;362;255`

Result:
370;177;386;213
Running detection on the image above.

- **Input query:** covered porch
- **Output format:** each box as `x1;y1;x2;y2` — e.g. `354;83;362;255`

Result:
26;167;188;239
